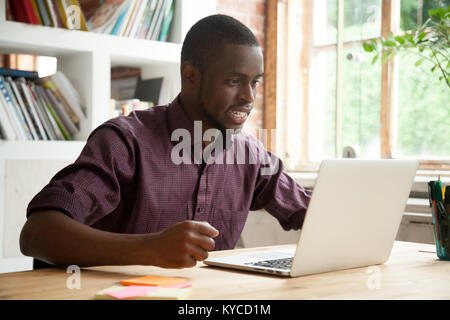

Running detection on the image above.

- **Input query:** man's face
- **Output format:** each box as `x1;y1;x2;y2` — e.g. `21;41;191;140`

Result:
197;44;264;132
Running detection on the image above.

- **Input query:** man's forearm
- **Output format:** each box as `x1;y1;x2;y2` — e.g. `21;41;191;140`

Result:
20;210;151;267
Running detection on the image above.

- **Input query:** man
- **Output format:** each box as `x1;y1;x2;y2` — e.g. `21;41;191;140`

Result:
20;14;311;269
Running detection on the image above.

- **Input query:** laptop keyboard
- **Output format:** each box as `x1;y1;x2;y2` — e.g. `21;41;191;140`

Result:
245;257;293;270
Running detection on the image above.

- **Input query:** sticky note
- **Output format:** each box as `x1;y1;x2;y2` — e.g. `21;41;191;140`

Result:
94;285;192;300
104;286;157;299
120;275;188;287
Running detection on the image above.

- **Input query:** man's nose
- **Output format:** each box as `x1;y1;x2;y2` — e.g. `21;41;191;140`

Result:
239;83;256;103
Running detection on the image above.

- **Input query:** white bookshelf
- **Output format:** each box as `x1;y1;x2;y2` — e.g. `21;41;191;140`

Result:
0;0;217;273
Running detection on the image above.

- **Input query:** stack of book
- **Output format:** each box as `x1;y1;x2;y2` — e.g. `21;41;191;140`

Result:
7;0;89;31
7;0;176;42
0;69;85;141
87;0;175;41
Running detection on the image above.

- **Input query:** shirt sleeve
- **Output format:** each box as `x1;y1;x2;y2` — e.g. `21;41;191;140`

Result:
250;149;312;231
26;122;136;226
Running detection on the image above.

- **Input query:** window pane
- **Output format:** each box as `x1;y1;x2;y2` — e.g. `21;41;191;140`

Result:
343;0;382;42
308;49;336;161
396;51;450;158
342;46;381;158
395;0;450;158
400;0;450;30
313;0;338;46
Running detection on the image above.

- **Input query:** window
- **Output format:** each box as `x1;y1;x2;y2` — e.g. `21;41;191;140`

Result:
274;0;450;171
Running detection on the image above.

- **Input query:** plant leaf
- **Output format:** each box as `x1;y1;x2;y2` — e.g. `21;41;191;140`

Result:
395;36;405;45
415;58;425;67
371;54;379;64
418;32;427;41
384;40;397;47
363;42;374;52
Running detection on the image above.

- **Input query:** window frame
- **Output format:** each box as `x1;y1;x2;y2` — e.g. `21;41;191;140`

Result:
266;0;450;172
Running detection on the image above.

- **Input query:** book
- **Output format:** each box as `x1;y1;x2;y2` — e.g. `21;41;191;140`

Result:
150;0;168;40
57;0;89;31
37;85;72;140
0;99;17;140
21;0;40;25
117;0;137;36
31;82;63;140
146;0;164;40
136;0;157;39
0;76;27;139
9;0;28;23
123;0;142;37
31;0;44;25
3;78;33;140
28;82;54;139
45;0;63;27
36;0;52;26
6;77;39;140
0;80;18;140
17;77;49;140
6;0;14;21
43;87;78;137
111;66;141;80
87;0;128;32
158;0;173;42
41;77;80;127
0;68;39;79
110;4;130;35
52;71;86;116
128;0;148;38
50;71;85;118
78;0;104;22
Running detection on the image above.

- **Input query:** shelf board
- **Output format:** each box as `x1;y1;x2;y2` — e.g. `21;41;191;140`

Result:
0;140;86;160
0;21;181;65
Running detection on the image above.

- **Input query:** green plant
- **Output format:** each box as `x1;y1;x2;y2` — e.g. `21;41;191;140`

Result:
363;6;450;89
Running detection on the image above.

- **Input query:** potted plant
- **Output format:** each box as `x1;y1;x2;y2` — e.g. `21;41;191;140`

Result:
363;6;449;88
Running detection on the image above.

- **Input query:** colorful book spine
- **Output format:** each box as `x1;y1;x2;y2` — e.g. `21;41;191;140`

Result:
7;77;40;140
3;78;33;140
158;0;174;42
36;0;52;26
0;76;28;139
0;68;39;79
37;85;72;140
31;0;43;25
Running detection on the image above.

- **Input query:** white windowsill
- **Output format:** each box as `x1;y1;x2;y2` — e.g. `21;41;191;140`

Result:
286;170;445;216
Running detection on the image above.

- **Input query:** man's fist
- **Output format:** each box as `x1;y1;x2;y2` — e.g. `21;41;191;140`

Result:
143;220;219;269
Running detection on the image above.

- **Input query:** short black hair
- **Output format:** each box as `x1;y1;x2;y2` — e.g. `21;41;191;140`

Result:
181;14;260;73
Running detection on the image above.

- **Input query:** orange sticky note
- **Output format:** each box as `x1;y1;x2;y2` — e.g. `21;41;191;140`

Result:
120;275;187;287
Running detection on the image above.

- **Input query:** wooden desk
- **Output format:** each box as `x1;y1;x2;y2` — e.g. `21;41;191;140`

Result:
0;241;448;300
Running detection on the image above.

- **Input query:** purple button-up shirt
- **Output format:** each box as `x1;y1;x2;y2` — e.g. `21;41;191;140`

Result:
27;96;312;250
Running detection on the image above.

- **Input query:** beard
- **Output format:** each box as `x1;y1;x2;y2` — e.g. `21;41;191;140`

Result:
197;74;228;133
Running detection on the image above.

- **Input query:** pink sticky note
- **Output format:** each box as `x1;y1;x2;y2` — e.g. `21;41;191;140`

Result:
105;286;159;299
169;282;192;289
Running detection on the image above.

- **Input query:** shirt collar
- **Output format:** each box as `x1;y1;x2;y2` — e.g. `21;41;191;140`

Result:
168;94;195;144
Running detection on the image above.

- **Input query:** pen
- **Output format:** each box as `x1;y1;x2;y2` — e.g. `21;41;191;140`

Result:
430;181;441;246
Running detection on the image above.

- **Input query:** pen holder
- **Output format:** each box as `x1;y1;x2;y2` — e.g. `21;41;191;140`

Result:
430;204;450;260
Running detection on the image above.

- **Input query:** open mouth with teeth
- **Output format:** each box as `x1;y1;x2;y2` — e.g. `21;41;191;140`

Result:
225;109;250;125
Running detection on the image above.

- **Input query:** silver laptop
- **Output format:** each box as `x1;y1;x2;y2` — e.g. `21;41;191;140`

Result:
204;159;419;277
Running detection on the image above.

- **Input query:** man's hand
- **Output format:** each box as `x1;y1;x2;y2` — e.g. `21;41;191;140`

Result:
144;220;219;269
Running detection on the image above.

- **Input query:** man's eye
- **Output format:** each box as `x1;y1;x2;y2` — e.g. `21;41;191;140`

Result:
228;79;241;86
251;80;260;88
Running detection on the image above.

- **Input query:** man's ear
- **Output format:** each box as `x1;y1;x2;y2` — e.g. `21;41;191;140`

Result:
181;62;199;87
